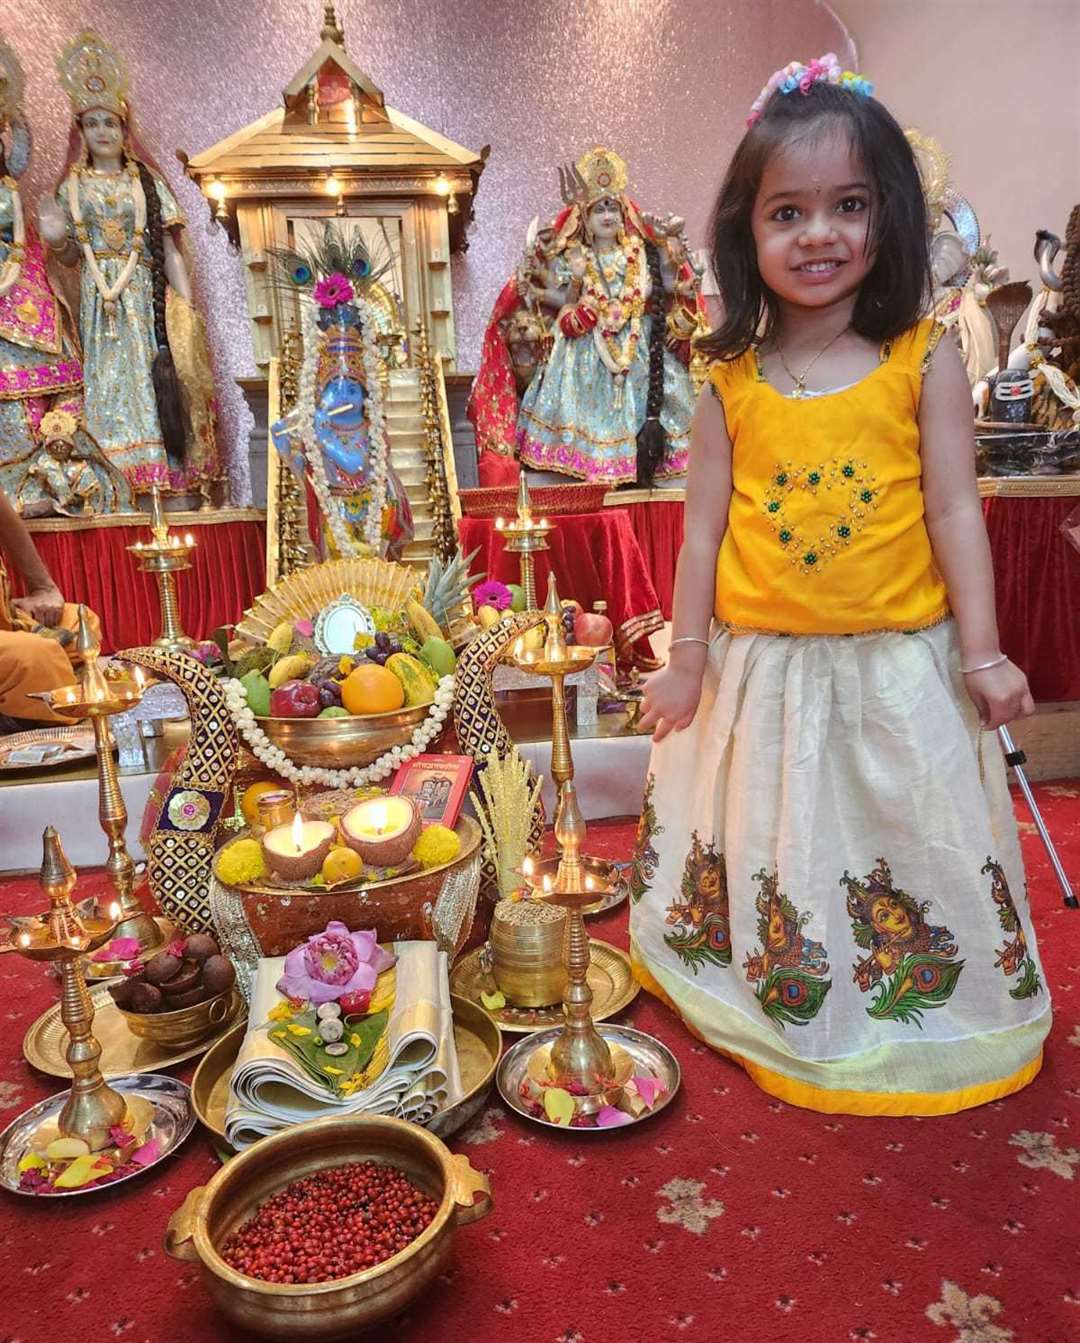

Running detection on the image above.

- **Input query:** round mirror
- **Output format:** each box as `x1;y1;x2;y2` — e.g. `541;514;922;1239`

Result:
314;594;376;656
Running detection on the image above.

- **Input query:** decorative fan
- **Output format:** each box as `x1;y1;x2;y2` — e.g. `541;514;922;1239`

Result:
236;557;419;646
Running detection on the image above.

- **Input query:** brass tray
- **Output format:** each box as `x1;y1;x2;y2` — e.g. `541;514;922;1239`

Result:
449;939;639;1034
218;815;481;897
23;985;245;1080
191;994;502;1153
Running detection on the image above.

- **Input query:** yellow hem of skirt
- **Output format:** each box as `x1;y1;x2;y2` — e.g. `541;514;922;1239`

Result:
631;957;1043;1117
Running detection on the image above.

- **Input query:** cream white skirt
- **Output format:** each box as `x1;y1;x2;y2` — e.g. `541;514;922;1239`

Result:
628;620;1050;1115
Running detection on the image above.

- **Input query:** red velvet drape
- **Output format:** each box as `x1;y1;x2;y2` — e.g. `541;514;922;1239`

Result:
984;496;1080;702
458;509;664;649
618;498;685;621
3;517;266;652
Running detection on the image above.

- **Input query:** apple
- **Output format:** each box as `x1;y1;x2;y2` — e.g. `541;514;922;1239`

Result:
270;680;321;718
574;610;613;647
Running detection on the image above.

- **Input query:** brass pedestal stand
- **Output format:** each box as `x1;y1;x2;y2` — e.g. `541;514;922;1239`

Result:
127;485;197;652
494;475;555;611
38;609;162;955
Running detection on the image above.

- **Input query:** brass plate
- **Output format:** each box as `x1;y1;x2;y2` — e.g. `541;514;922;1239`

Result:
221;815;481;896
191;995;501;1151
23;985;246;1080
450;939;639;1034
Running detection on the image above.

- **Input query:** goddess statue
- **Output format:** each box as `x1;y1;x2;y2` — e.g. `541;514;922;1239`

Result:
0;36;129;516
269;222;413;561
36;31;220;502
469;147;702;488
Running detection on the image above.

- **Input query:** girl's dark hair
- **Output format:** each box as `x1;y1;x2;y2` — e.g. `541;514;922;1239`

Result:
131;154;190;467
698;81;931;362
635;238;668;485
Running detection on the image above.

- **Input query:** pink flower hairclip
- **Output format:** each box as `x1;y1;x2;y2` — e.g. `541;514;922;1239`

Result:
746;53;874;127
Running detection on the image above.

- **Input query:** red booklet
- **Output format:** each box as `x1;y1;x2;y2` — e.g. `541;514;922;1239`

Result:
389;753;474;829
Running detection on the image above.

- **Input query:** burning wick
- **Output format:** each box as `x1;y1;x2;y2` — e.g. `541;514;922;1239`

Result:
494;516;505;531
132;664;146;691
522;855;535;881
368;801;388;837
584;875;594;891
18;931;31;948
108;901;121;922
542;873;553;894
291;811;305;855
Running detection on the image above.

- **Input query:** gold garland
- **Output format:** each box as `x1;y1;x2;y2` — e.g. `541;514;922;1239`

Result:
0;175;25;300
582;234;646;377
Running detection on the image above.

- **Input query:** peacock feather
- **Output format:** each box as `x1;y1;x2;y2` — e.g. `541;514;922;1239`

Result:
267;219;397;297
866;953;965;1026
1009;957;1041;1001
756;965;832;1028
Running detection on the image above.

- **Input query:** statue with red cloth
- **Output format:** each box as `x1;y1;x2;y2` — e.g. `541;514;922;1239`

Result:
468;147;703;488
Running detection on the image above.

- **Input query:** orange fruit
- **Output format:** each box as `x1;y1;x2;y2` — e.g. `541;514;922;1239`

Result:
241;780;285;829
322;846;364;885
341;663;405;715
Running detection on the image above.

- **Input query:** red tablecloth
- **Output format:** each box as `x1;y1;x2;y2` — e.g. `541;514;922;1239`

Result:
621;493;1080;702
4;514;266;653
459;509;663;652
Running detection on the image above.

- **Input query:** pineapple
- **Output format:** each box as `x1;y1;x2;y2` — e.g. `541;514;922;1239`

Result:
422;546;484;632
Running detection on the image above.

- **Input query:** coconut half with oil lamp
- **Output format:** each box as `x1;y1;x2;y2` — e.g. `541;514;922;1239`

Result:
340;796;421;867
262;811;336;882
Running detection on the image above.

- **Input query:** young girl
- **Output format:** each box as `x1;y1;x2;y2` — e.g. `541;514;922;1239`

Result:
630;56;1050;1116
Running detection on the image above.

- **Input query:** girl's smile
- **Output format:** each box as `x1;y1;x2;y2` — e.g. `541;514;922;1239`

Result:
752;133;874;309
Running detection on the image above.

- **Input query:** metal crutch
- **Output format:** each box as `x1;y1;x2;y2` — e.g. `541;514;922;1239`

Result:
998;724;1079;909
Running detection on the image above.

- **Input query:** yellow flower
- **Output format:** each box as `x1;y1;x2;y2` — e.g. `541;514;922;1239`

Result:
268;1000;294;1022
271;1029;287;1041
286;1024;312;1037
411;824;461;870
324;1066;343;1076
349;1033;361;1047
214;837;267;886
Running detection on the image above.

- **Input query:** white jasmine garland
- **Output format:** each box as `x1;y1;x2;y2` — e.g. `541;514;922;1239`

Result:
224;675;456;789
355;294;390;549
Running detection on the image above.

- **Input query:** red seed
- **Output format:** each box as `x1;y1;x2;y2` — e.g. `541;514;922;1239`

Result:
220;1161;438;1284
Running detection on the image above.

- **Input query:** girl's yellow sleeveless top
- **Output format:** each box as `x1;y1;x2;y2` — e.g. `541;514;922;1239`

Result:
710;318;949;636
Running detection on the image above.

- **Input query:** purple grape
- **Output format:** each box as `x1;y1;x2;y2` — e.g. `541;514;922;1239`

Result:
318;682;343;707
375;633;391;650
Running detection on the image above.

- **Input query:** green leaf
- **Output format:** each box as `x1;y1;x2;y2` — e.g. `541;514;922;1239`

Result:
1009;957;1041;1001
262;1008;389;1095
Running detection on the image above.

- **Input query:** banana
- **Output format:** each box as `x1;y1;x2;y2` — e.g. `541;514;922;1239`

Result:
405;597;443;642
267;652;315;689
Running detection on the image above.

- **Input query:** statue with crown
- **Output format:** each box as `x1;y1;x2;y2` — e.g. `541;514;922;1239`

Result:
468;146;704;489
36;29;221;504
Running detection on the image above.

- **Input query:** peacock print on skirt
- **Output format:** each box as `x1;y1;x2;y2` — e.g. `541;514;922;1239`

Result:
742;868;831;1028
664;832;731;973
628;774;663;905
982;857;1042;1001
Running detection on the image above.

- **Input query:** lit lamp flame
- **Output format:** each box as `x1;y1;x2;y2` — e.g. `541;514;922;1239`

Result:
291;810;305;855
131;664;146;692
434;173;450;197
494;515;505;531
18;931;31;948
368;801;388;836
108;901;121;923
522;855;535;880
325;172;342;197
542;873;553;894
207;177;228;220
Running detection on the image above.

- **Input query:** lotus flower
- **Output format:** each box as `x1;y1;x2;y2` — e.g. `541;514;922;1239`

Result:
276;921;394;1005
314;272;355;309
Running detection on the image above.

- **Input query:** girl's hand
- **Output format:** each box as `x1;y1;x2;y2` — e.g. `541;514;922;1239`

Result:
637;661;705;742
963;658;1034;730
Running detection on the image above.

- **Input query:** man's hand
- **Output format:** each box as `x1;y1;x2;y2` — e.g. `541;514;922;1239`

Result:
12;583;65;628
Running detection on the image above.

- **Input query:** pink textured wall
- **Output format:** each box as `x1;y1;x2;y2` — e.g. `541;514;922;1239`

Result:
4;0;852;501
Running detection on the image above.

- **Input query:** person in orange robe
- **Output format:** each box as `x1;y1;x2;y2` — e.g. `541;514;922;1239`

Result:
0;490;99;726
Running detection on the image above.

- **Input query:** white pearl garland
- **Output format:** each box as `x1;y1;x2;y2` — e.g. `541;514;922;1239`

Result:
223;675;456;789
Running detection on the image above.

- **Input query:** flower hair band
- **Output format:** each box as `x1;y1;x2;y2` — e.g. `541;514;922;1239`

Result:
746;52;874;127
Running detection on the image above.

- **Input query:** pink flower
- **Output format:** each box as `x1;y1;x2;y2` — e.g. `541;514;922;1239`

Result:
92;936;141;963
472;580;512;611
314;273;355;309
276;921;395;1005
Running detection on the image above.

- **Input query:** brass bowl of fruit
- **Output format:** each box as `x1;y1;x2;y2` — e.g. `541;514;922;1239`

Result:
259;702;434;769
164;1113;491;1340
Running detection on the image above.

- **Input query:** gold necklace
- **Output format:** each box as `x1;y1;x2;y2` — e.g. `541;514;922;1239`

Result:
774;325;850;397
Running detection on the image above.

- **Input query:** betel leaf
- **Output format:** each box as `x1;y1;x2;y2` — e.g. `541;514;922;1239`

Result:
264;1008;389;1096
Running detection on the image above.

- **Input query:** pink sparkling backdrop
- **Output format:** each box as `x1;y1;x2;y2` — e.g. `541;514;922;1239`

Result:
4;1;851;502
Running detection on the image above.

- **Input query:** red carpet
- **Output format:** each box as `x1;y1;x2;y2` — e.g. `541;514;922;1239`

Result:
1;786;1079;1342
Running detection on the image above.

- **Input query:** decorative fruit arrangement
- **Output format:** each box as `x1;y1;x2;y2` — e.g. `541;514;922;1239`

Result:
109;934;236;1014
